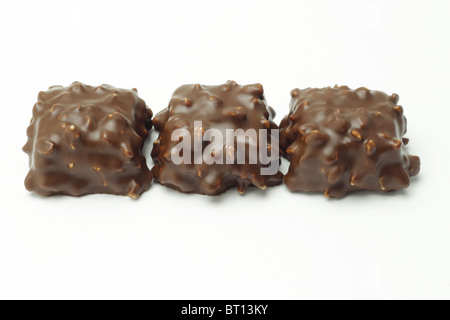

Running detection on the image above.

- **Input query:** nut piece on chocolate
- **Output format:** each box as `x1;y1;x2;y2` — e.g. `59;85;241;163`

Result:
23;82;153;199
151;81;283;195
279;86;421;198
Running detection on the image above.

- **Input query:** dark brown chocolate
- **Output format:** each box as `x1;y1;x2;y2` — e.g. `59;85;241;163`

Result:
279;86;420;198
23;82;153;198
151;81;283;195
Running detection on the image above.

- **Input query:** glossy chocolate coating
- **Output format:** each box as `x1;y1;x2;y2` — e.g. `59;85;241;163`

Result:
151;81;283;195
23;82;153;198
279;86;420;198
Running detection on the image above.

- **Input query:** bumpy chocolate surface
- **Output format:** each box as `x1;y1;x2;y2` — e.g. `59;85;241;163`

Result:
23;82;153;198
280;86;420;198
151;81;283;195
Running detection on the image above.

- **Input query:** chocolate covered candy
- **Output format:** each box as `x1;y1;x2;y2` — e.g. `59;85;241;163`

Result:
151;81;283;195
279;86;420;198
23;82;153;198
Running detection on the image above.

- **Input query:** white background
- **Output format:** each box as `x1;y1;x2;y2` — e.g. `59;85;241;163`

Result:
0;0;449;300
